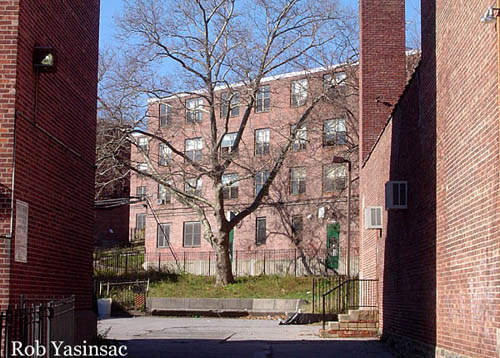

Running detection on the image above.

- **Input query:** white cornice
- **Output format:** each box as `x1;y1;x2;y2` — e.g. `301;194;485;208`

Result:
146;63;352;104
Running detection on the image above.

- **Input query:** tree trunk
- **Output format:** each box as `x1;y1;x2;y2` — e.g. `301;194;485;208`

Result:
214;230;235;286
297;246;314;276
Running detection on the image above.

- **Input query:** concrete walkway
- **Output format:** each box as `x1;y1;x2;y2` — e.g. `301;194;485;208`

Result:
99;316;394;358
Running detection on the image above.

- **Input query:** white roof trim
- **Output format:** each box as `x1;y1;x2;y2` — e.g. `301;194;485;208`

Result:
146;63;350;104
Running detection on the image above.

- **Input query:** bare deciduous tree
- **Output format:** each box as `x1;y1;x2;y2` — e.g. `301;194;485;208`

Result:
97;0;358;286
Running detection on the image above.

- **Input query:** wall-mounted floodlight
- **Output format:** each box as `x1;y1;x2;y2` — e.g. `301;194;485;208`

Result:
480;7;500;23
33;47;57;72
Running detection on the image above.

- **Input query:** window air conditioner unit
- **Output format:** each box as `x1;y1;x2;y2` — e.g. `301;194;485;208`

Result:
385;181;408;209
365;206;383;229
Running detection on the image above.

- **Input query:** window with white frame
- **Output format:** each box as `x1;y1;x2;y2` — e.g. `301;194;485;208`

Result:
221;132;238;154
290;168;306;195
159;143;172;166
136;186;147;200
136;213;146;230
185;138;202;162
256;217;266;245
323;164;346;192
256;85;270;112
323;118;347;146
157;223;170;247
138;137;148;152
222;173;239;199
255;128;270;155
291;79;307;106
159;103;172;127
186;97;203;123
221;92;240;118
158;183;171;204
323;73;334;90
255;170;270;196
335;71;347;87
185;178;202;197
323;71;347;91
291;124;307;151
183;221;201;247
365;207;383;229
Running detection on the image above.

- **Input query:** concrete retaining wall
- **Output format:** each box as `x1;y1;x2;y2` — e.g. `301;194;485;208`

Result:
147;297;306;315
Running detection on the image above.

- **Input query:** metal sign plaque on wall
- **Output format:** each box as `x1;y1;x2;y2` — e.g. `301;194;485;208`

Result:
15;200;28;263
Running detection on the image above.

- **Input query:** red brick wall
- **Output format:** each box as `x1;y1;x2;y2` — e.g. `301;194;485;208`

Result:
2;0;99;316
95;205;130;248
0;0;20;307
358;0;408;335
360;0;500;357
434;1;500;356
359;0;406;164
359;121;391;282
361;68;438;345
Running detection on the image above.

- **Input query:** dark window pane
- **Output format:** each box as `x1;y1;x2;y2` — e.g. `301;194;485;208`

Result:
370;208;376;226
184;222;201;247
256;217;266;244
193;223;201;246
335;178;345;190
399;183;406;205
393;183;400;205
337;131;346;145
160;104;171;127
256;86;270;112
136;213;146;230
323;165;346;192
255;171;269;196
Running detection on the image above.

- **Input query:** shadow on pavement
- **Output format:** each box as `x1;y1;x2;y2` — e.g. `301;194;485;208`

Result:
122;338;394;358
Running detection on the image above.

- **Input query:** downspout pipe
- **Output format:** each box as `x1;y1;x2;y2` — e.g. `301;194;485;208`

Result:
2;109;17;239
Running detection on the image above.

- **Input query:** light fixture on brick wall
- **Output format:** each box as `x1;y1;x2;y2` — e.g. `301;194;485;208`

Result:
480;7;500;23
33;47;57;72
32;47;58;124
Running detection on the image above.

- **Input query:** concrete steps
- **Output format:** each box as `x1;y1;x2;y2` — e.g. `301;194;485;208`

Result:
319;309;379;338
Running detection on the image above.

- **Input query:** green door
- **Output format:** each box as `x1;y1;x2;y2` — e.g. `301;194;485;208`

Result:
227;211;235;262
229;229;234;262
326;223;340;270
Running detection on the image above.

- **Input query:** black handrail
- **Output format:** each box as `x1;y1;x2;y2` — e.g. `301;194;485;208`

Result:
312;276;346;313
321;278;378;330
322;280;349;329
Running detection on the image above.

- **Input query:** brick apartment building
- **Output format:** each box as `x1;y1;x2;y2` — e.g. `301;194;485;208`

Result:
129;67;359;276
0;0;99;342
359;0;500;357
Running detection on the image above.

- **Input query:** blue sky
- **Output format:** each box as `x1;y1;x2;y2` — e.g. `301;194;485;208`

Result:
99;0;421;51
